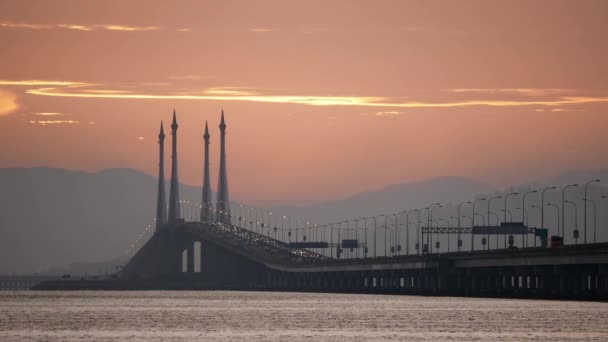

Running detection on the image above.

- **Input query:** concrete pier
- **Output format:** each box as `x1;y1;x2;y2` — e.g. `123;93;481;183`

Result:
33;222;608;300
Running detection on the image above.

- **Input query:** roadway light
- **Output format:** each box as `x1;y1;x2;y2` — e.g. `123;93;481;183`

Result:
541;186;557;232
458;201;472;253
500;209;513;222
416;209;429;254
528;204;541;246
396;210;408;256
584;180;601;244
373;214;385;258
488;196;503;250
471;198;486;252
503;192;519;249
405;211;418;256
561;184;579;238
429;204;442;255
600;196;608;244
522;190;537;225
546;202;560;241
520;189;538;248
504;192;519;223
565;200;578;245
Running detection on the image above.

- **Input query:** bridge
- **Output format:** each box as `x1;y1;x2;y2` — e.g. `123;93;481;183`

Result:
34;111;608;300
0;275;57;290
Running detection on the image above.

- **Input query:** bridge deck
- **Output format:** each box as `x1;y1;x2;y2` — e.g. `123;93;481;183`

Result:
181;222;608;273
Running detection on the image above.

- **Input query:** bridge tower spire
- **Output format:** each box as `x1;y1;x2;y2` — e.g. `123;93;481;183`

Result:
168;110;181;223
201;121;214;223
215;110;231;224
155;121;167;229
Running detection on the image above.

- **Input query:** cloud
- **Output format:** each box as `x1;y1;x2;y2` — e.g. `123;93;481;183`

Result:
168;75;201;81
203;87;255;96
98;25;159;32
449;88;572;97
24;85;608;109
0;22;49;30
4;79;607;110
0;21;164;32
0;80;89;86
35;112;64;116
57;24;92;31
375;111;403;117
250;28;278;33
0;90;18;116
85;89;135;94
28;120;79;126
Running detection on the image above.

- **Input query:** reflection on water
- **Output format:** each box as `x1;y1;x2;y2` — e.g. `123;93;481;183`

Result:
0;291;607;341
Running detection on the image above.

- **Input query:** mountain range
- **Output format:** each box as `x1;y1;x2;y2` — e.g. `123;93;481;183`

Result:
0;167;606;275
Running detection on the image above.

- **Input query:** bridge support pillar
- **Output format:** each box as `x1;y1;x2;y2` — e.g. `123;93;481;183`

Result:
186;244;195;274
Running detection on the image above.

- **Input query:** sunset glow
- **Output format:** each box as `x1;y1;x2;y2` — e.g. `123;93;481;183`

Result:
13;82;608;109
1;0;607;205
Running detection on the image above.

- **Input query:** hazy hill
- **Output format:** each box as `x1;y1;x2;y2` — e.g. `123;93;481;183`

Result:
269;176;498;224
0;167;606;274
0;168;203;275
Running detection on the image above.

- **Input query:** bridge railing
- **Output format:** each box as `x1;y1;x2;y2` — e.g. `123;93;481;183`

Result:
194;222;329;265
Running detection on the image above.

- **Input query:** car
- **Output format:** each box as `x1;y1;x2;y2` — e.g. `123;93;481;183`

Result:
550;235;564;248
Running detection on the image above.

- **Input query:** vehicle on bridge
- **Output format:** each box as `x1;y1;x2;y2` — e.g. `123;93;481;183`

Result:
550;235;564;248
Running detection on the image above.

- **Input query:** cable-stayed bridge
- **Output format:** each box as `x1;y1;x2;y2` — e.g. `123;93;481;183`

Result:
34;111;608;300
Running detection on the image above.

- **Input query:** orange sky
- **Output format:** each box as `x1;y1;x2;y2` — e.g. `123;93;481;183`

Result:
1;0;607;205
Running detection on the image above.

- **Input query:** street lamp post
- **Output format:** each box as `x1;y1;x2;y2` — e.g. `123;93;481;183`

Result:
530;205;540;247
522;190;537;247
489;211;500;248
472;198;486;251
396;211;407;256
504;192;519;222
363;217;370;258
501;209;513;222
546;202;560;240
406;210;418;256
347;218;361;257
500;208;513;248
584;180;600;244
417;208;429;255
488;196;503;250
587;198;602;244
600;196;608;243
429;204;442;255
473;213;485;250
385;214;396;257
489;212;499;225
561;184;579;238
256;209;261;235
382;216;387;257
436;218;448;253
514;207;527;245
341;221;348;258
281;215;286;241
541;187;557;232
458;201;472;253
329;224;334;258
448;216;457;253
565;200;578;245
374;214;384;258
